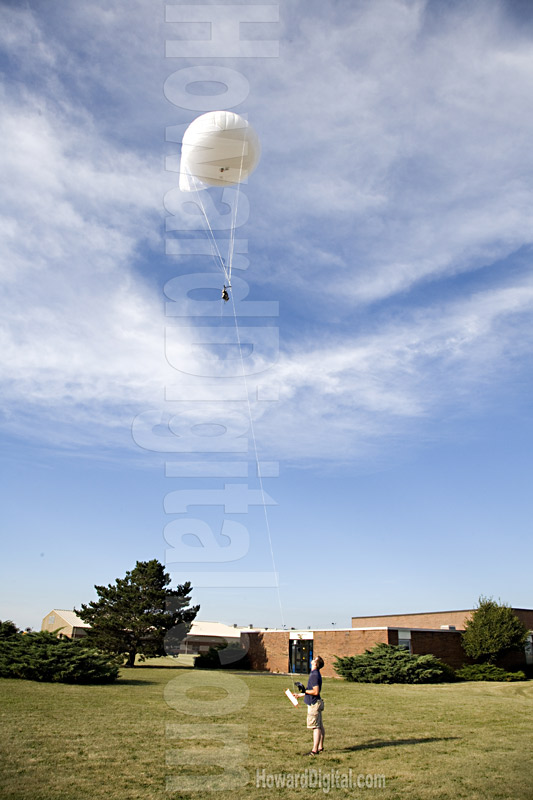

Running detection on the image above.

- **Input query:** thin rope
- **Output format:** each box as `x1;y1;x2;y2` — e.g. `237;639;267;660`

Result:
185;148;285;627
187;136;245;292
189;170;231;286
228;291;286;629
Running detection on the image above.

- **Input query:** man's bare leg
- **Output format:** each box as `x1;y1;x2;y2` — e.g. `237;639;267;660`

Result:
317;723;325;751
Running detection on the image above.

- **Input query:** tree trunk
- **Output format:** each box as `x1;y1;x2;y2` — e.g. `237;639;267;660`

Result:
126;649;136;667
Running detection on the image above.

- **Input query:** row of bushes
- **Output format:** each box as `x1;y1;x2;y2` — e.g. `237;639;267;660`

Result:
333;644;527;683
0;622;119;684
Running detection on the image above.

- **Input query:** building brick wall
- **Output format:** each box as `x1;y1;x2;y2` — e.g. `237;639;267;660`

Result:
410;630;471;669
388;629;399;646
351;608;533;632
247;629;391;677
411;630;528;671
246;631;290;673
495;647;529;672
512;609;533;630
313;629;391;677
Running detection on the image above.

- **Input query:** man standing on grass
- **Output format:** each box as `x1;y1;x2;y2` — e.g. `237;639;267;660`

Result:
296;655;325;755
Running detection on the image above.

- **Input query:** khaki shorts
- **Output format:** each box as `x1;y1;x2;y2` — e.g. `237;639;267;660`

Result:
306;698;325;729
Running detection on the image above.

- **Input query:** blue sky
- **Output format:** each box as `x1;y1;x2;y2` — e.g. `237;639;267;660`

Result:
1;0;532;632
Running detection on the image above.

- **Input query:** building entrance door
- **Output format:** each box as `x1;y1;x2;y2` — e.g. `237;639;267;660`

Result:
289;638;313;674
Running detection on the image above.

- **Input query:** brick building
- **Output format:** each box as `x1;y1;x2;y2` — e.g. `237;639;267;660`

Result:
244;608;533;677
351;608;533;631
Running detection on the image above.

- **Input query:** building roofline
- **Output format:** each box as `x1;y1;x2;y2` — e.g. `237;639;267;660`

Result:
351;609;474;618
352;626;463;633
247;626;465;634
351;607;533;619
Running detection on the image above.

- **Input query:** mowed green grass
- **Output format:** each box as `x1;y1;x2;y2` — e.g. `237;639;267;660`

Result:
1;667;532;800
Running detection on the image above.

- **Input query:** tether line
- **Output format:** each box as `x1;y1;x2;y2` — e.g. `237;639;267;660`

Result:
228;291;285;630
185;139;286;628
191;178;231;286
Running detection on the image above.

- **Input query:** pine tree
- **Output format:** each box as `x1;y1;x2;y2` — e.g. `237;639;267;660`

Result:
462;597;528;664
76;559;199;667
0;620;19;639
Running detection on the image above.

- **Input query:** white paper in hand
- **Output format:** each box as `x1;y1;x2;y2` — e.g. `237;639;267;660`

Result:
285;688;298;706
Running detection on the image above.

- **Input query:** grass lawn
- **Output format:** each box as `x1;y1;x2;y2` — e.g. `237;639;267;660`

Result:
1;667;532;800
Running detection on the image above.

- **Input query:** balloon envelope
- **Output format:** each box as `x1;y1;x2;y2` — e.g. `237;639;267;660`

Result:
179;111;261;192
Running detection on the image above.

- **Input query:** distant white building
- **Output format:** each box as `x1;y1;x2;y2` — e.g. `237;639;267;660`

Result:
41;610;259;654
41;609;90;640
176;621;257;655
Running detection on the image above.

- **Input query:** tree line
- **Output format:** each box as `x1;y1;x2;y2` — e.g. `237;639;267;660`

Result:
0;559;199;682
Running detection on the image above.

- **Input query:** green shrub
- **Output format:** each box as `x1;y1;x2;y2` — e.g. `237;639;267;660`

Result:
195;643;250;670
0;630;120;684
334;643;456;684
456;663;527;682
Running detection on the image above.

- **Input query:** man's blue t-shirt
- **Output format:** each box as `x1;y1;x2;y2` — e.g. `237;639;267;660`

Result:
304;668;322;706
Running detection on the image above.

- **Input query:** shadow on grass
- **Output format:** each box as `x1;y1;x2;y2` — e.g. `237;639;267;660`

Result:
115;677;159;686
341;736;460;752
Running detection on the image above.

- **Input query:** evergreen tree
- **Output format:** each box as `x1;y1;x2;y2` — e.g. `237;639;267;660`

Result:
462;597;528;664
76;559;199;667
0;620;19;639
0;628;119;683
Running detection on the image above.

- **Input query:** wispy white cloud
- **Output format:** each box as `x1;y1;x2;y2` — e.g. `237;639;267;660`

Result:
1;0;533;467
247;0;533;301
252;275;533;461
0;10;184;444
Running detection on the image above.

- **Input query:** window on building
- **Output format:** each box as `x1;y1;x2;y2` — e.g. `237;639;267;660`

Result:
397;630;411;653
525;635;533;666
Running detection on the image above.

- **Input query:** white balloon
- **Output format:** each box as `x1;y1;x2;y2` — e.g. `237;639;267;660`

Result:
179;111;261;192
